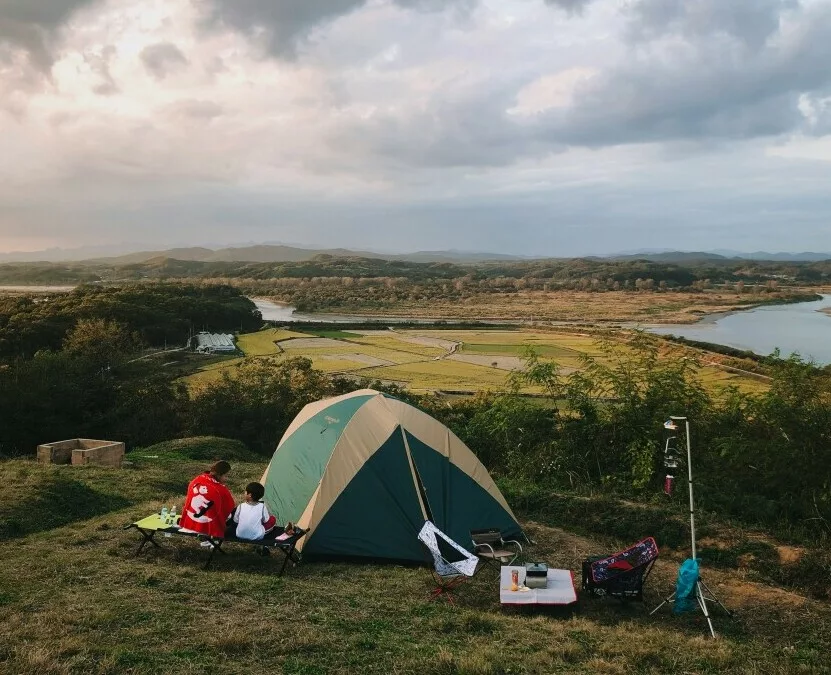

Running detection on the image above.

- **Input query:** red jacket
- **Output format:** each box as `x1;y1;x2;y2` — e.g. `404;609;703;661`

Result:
179;472;236;539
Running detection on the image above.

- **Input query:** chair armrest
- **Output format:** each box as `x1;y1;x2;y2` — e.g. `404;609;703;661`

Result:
474;542;496;557
502;538;523;555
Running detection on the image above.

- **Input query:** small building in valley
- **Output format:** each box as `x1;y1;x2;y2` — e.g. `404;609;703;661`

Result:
193;332;237;354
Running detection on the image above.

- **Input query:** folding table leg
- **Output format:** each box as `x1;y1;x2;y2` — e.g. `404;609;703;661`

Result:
134;529;160;556
277;543;296;577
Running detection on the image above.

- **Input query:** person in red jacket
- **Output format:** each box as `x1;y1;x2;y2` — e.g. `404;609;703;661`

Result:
179;460;236;540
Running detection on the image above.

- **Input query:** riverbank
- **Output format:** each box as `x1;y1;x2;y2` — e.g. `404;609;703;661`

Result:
0;284;76;294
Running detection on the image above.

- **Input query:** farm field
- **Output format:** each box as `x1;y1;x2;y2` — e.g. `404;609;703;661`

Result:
183;327;767;395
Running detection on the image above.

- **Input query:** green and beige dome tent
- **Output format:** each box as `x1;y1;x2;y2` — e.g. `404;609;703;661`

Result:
260;389;523;562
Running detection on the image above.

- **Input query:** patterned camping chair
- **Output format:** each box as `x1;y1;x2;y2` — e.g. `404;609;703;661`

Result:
581;536;659;602
418;521;480;604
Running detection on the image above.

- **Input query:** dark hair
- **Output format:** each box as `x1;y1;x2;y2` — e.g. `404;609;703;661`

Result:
246;482;265;501
209;460;231;477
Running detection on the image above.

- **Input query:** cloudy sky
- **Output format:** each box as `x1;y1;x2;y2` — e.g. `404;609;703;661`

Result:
1;0;831;256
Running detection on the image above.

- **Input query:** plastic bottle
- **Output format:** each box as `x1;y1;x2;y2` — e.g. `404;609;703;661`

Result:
169;505;177;525
160;506;169;522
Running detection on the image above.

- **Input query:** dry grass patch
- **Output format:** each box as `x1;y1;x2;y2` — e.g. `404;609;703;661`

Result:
296;290;796;324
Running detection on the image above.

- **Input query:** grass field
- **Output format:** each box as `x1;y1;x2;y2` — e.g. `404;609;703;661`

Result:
1;456;828;674
181;327;768;395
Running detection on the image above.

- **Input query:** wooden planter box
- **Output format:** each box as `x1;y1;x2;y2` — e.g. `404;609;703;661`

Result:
37;439;125;468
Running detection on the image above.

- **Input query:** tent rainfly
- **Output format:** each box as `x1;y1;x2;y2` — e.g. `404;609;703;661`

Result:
260;389;524;562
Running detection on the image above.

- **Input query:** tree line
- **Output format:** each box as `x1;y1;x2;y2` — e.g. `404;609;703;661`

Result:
0;283;261;360
5;253;831;287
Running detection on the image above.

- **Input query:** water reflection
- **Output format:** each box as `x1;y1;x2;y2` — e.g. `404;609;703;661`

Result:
648;295;831;364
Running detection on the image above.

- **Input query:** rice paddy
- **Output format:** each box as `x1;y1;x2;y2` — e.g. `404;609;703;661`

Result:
183;326;767;395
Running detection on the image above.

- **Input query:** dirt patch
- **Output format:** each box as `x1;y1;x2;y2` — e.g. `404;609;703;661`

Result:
315;353;395;367
776;545;804;566
718;580;808;610
278;337;346;349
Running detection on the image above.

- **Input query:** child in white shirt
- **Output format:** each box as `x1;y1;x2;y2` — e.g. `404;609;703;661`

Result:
230;482;294;541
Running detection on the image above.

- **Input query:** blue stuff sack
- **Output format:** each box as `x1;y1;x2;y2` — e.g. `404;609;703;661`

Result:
674;558;700;614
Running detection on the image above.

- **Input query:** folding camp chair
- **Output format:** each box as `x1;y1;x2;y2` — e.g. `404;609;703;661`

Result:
581;536;659;602
418;521;480;604
470;528;523;568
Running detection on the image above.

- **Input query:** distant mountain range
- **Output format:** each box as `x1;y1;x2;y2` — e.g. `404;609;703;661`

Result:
1;243;829;265
0;244;529;265
608;249;831;263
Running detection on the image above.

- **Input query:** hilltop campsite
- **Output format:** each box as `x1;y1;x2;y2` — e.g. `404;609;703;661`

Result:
2;283;831;674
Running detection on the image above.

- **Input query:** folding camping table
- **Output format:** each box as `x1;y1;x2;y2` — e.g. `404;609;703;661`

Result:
126;514;306;574
500;566;577;607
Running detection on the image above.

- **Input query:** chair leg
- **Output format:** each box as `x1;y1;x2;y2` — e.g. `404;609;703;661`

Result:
427;573;467;604
430;586;458;605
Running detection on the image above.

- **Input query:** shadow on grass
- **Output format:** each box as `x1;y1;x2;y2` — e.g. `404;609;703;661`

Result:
0;475;130;540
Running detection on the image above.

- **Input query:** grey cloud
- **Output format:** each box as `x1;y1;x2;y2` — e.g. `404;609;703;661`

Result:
140;42;188;80
85;45;119;96
203;0;475;58
332;76;559;169
628;0;799;51
394;0;476;13
0;0;98;69
543;0;595;15
552;2;831;146
203;0;366;58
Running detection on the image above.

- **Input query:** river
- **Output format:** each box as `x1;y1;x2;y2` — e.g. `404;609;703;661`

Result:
250;297;499;325
647;294;831;365
253;295;831;365
252;298;395;323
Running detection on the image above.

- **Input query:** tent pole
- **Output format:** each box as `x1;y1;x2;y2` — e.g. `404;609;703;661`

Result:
402;427;431;522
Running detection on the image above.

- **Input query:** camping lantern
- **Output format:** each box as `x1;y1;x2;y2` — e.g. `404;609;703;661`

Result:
662;421;680;496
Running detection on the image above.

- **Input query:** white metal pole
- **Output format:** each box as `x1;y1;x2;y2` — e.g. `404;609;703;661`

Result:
684;418;697;560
